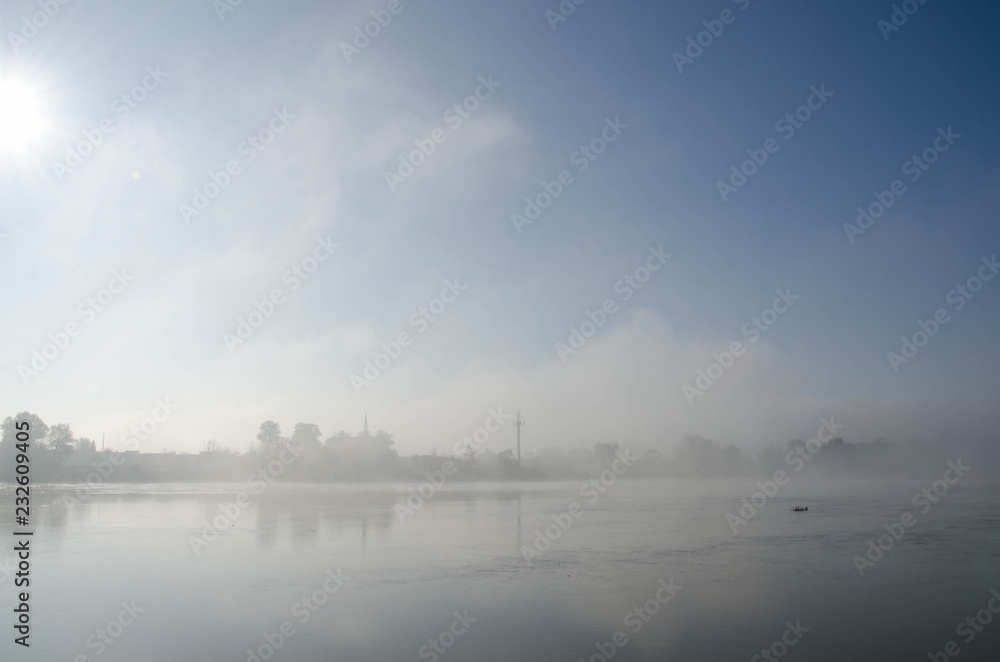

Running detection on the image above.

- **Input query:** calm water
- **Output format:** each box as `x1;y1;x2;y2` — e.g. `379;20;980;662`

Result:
1;479;998;661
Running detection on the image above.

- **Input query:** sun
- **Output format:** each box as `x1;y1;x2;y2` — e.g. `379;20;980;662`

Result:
0;74;52;157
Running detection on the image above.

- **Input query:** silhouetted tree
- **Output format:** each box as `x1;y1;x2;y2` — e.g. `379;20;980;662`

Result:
594;442;620;464
46;424;76;461
291;423;322;450
1;413;51;482
201;439;223;453
496;449;519;477
1;412;49;446
257;421;283;452
671;435;747;476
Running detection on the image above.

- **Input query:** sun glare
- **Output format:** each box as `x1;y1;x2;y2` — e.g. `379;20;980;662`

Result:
0;74;51;157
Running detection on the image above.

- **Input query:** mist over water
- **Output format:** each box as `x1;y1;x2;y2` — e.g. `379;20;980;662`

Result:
0;479;996;661
3;0;1000;659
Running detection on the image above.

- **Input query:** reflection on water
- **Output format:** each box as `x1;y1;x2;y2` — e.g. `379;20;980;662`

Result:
0;480;998;661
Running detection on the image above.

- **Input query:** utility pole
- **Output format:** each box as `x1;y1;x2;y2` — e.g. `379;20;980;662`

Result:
514;411;525;467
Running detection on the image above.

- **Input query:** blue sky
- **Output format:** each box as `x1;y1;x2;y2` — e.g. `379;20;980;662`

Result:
1;0;998;454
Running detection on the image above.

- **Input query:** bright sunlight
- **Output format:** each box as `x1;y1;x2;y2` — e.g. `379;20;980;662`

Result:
0;74;51;157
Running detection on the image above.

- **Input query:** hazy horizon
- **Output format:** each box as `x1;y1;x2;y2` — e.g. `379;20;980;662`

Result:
2;0;999;457
2;2;999;659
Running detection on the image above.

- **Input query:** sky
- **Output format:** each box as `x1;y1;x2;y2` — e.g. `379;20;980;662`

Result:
1;0;998;456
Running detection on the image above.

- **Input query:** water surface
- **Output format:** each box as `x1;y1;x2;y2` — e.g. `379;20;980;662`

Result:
1;479;998;661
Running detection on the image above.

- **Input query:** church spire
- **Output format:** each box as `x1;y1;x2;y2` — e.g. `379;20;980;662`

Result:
363;413;369;436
